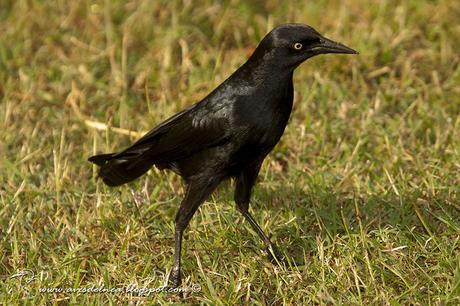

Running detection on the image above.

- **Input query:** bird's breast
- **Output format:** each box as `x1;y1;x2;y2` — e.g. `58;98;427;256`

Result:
232;87;293;153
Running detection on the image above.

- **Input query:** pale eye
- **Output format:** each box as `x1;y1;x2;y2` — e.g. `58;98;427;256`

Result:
293;42;303;50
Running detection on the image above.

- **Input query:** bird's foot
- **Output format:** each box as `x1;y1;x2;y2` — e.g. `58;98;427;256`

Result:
167;267;181;288
264;244;288;266
264;244;304;267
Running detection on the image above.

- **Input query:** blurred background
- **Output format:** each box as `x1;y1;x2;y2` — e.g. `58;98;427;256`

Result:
1;0;459;304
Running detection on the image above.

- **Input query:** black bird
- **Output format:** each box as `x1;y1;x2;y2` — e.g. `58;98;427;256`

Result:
89;23;357;287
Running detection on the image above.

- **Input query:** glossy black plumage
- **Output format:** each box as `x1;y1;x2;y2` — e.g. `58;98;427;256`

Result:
89;23;357;287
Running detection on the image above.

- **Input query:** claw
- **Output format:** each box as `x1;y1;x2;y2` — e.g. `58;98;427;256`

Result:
264;244;287;265
264;244;304;267
168;267;181;288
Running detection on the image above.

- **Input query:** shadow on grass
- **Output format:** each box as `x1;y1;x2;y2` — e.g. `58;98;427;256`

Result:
227;177;459;262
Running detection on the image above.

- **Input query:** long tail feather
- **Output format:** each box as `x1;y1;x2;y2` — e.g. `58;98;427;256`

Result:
88;153;153;186
88;153;115;166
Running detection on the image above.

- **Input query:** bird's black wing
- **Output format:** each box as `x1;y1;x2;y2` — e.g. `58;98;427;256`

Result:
89;93;237;186
113;98;234;164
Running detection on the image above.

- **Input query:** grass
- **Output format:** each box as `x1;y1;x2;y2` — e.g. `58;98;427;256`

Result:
1;0;459;304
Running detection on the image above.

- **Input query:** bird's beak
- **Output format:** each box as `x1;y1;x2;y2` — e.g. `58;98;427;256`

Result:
313;36;358;55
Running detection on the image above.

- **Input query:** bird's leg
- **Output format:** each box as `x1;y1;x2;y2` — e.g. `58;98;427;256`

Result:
234;162;287;265
168;177;220;288
170;230;183;288
237;206;286;264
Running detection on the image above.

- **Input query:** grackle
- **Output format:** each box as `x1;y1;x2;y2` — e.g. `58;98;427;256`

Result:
89;23;357;287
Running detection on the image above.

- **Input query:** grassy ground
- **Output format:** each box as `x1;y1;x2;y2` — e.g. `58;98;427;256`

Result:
1;0;459;304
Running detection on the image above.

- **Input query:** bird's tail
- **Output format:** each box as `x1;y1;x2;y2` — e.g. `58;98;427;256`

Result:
88;153;154;186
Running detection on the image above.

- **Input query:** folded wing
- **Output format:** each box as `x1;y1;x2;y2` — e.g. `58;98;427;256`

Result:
89;101;233;186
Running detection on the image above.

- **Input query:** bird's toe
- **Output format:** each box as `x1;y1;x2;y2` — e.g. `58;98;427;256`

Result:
168;268;181;288
264;244;305;267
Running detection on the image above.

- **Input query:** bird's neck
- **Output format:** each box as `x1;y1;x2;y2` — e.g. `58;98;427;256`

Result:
232;54;294;93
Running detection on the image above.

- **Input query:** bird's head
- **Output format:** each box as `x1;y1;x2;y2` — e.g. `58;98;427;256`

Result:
253;23;357;69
